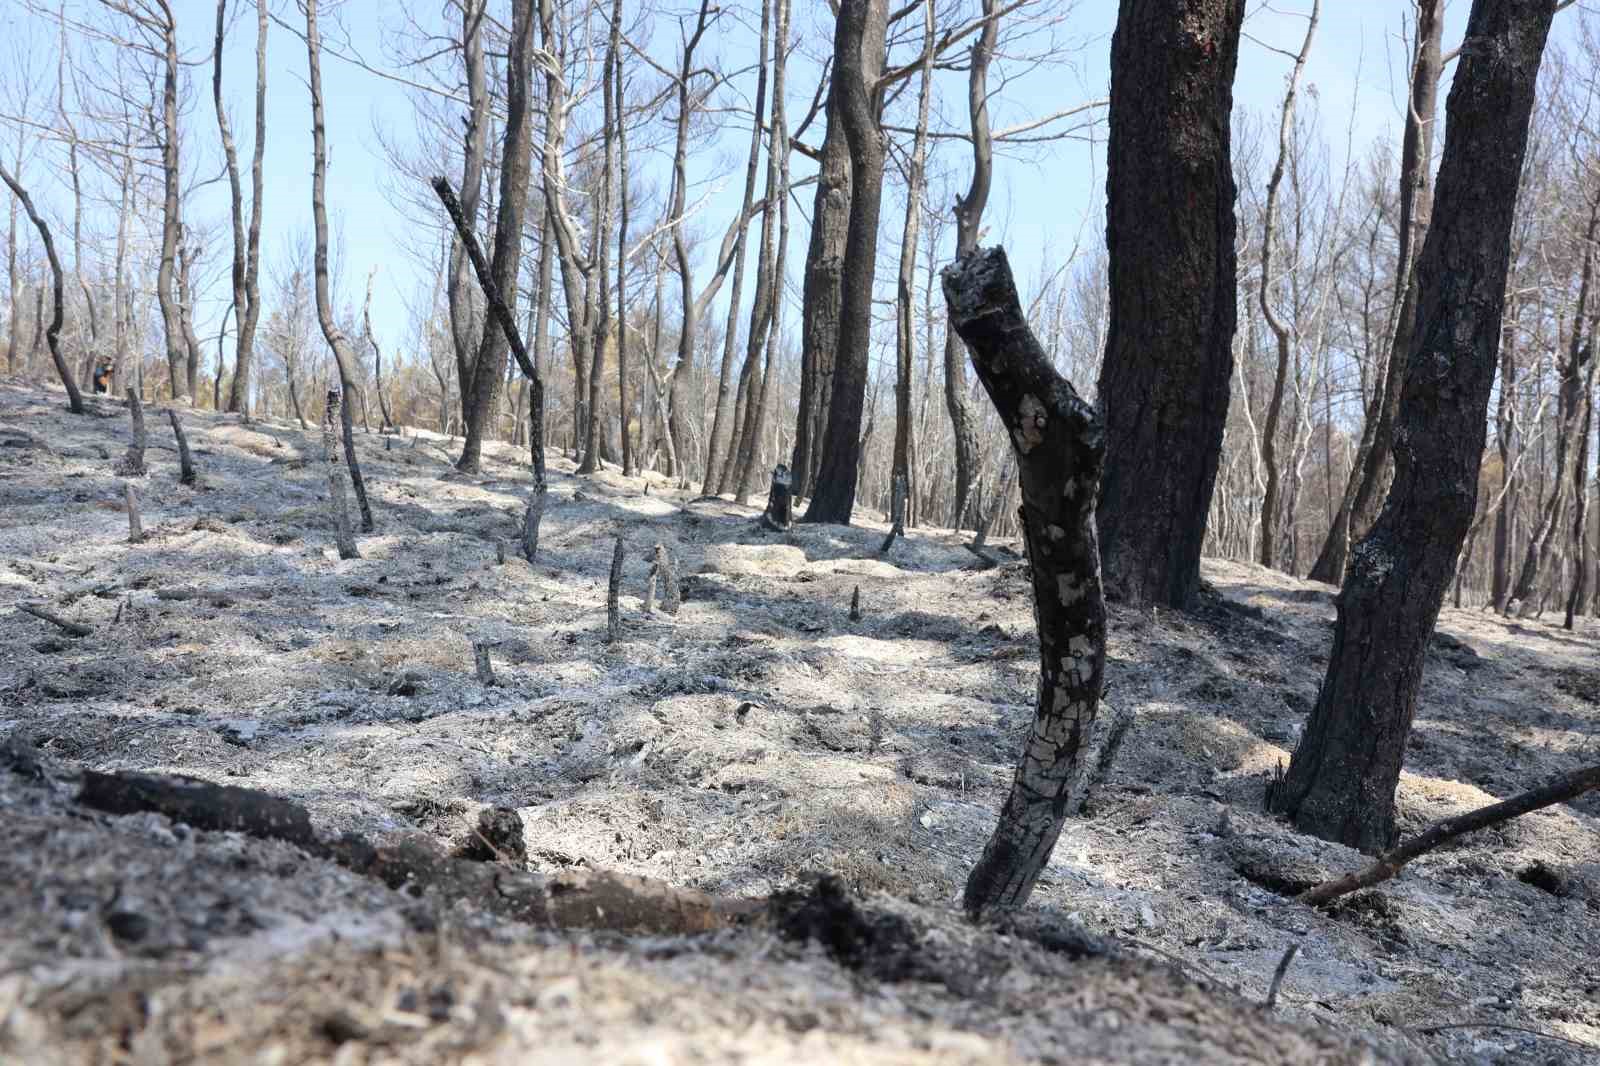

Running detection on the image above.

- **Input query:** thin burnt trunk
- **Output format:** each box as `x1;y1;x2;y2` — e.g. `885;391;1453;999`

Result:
703;0;768;490
0;164;82;413
614;13;633;478
451;0;493;472
1344;0;1443;545
1508;192;1599;612
941;0;997;532
154;3;186;402
664;0;717;485
885;0;934;549
1256;3;1318;570
1268;0;1557;854
945;248;1106;921
1563;326;1594;629
1093;0;1244;607
304;0;372;531
218;0;268;418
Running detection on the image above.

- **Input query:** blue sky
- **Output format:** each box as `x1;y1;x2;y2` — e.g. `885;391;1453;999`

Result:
8;0;1590;371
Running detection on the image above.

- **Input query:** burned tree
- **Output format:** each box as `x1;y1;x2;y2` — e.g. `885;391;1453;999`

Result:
1093;0;1244;607
1270;0;1559;853
945;247;1106;920
217;0;268;418
0;163;83;414
303;0;373;531
803;0;888;525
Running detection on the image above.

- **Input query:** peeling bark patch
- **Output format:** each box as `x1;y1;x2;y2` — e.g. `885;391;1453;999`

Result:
1014;395;1047;452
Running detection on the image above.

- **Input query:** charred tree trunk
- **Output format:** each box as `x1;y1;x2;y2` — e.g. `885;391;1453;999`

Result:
1343;0;1443;547
614;12;634;478
1094;0;1244;607
451;0;494;472
803;0;887;525
218;0;267;418
792;85;851;501
704;0;768;491
1566;324;1596;628
941;0;998;532
154;3;186;402
887;0;934;547
1256;3;1318;570
1268;0;1557;854
304;0;373;531
946;248;1106;920
1509;192;1599;612
664;0;718;485
0;164;83;413
1491;300;1523;609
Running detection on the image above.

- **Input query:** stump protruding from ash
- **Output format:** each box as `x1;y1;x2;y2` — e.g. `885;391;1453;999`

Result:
762;464;794;532
472;641;498;686
654;544;680;616
849;585;862;621
124;483;144;543
522;479;548;563
323;389;360;560
880;472;907;554
459;806;527;864
116;388;146;476
166;408;197;486
607;536;626;642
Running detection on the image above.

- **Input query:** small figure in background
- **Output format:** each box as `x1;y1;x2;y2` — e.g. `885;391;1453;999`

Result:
92;359;114;395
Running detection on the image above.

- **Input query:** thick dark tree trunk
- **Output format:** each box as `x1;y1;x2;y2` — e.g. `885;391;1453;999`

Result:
1093;0;1244;608
1269;0;1557;854
945;248;1106;921
791;86;850;501
803;0;887;526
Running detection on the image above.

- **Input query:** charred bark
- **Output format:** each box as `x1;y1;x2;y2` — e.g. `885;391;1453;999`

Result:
0;163;82;413
803;0;887;525
1094;0;1244;608
945;247;1106;921
1269;0;1557;854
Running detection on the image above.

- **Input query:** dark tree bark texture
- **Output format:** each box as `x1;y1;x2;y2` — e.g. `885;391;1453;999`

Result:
1093;0;1244;608
803;0;887;525
1269;0;1557;854
945;247;1106;921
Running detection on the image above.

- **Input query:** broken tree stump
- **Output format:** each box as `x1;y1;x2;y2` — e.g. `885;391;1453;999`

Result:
655;544;680;616
943;246;1107;921
762;464;794;532
116;387;146;476
644;545;660;614
849;585;862;621
607;536;626;642
124;483;144;543
472;641;498;686
323;389;360;560
166;408;196;485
